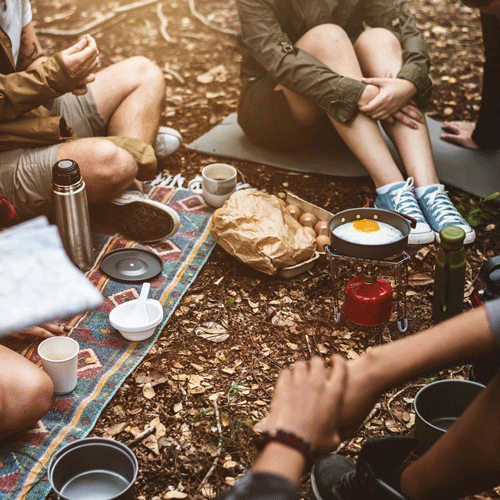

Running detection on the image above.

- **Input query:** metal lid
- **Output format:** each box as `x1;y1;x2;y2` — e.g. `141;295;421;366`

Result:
52;159;81;186
439;226;465;250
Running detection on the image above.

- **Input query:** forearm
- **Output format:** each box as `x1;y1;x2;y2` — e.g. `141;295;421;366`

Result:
363;306;496;392
0;52;77;120
252;442;306;487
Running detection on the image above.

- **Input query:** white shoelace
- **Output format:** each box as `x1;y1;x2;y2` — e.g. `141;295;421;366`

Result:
423;186;464;225
391;177;424;221
149;173;255;191
150;172;187;188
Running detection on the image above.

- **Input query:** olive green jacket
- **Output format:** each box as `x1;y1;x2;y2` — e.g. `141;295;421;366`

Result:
0;28;157;180
236;0;433;123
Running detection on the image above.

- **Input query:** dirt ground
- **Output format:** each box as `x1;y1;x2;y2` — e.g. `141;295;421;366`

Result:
32;0;500;498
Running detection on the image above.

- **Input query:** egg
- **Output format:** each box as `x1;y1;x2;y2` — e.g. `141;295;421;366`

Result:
332;219;403;245
299;212;318;228
316;234;330;252
303;226;317;238
286;204;302;220
277;197;287;208
314;220;329;236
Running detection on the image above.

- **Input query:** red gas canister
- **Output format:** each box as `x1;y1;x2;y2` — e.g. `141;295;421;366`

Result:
343;272;393;326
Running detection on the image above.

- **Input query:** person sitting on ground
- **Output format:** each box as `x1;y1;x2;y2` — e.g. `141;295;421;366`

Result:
218;298;500;500
235;0;475;244
0;0;181;243
0;322;64;440
441;0;500;150
311;297;500;500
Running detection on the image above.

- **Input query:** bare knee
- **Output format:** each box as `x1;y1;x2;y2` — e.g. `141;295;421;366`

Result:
355;28;402;77
297;24;352;61
70;139;138;202
124;56;165;94
0;361;54;438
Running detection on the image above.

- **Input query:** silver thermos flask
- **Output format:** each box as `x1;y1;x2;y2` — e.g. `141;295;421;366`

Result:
52;159;94;272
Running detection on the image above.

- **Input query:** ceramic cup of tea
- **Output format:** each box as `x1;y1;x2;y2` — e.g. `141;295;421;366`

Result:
38;337;79;395
188;163;237;208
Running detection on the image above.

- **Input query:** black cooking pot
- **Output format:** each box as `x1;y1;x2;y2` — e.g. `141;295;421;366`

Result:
328;208;412;260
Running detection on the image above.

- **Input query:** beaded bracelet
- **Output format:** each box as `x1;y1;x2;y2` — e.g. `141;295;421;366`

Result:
258;429;321;471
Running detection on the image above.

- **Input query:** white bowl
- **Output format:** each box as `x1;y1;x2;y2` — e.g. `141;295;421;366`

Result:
109;299;163;341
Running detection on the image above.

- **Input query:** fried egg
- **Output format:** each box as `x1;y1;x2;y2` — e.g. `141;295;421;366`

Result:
333;219;403;245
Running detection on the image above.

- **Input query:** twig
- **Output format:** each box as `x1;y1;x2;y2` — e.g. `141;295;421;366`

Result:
125;426;155;447
156;2;173;43
163;63;185;84
386;383;424;408
187;0;239;36
36;0;161;36
199;400;223;490
305;334;312;358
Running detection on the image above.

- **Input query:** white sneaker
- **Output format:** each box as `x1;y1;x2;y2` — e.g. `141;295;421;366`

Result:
154;126;182;159
104;188;180;243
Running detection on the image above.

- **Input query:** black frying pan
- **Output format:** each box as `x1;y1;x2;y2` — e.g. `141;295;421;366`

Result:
328;208;413;259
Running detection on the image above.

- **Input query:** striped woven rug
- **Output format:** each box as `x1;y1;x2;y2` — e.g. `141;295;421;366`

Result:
0;185;215;499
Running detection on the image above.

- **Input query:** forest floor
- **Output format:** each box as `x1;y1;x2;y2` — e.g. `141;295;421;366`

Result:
32;0;500;498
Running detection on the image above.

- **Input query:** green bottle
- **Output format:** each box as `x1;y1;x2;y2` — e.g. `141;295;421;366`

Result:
432;226;466;323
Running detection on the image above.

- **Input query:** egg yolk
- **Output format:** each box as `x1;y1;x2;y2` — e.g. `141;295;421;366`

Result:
352;219;380;232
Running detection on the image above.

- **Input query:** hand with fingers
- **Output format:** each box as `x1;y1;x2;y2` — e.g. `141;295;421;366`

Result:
358;77;422;129
263;354;347;454
441;120;479;149
61;34;100;96
2;322;69;342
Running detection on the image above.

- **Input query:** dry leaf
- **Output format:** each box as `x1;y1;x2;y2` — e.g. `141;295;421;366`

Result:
164;492;188;499
223;460;238;468
316;343;329;354
104;422;128;437
143;434;159;455
409;273;434;286
143;383;155;399
174;402;183;413
195;322;229;342
156;423;167;438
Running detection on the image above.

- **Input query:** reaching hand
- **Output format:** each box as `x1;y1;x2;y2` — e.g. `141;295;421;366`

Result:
264;355;347;454
441;121;479;149
358;77;418;123
61;34;100;96
4;322;67;341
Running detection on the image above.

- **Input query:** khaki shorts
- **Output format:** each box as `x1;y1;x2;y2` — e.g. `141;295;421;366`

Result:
237;74;335;152
0;90;107;220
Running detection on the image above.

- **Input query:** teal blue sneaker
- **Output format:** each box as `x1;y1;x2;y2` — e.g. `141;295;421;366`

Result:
417;184;475;244
375;178;434;244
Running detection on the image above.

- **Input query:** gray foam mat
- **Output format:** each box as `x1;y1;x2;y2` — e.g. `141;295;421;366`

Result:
187;113;500;201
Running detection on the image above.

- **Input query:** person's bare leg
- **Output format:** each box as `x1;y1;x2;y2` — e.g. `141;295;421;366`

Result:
89;56;166;145
277;24;404;188
0;345;54;439
56;138;138;203
354;28;439;188
400;370;500;500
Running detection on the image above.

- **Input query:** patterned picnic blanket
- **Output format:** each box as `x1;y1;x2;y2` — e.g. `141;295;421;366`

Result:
0;184;216;499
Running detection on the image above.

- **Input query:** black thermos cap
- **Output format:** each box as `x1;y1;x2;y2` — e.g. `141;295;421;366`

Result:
52;159;81;186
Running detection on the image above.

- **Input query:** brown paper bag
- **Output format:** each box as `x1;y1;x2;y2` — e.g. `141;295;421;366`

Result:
211;191;316;275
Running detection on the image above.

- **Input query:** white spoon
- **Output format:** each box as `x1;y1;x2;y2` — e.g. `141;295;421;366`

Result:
126;282;150;327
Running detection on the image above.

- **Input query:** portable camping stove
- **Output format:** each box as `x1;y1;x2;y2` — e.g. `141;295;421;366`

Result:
325;245;410;332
